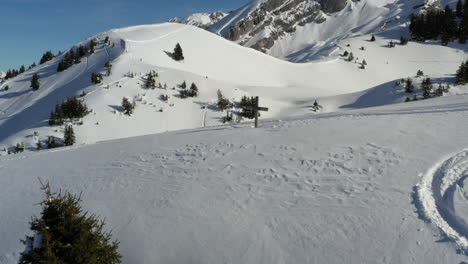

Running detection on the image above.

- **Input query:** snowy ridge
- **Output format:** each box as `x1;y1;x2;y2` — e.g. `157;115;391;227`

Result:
170;11;228;29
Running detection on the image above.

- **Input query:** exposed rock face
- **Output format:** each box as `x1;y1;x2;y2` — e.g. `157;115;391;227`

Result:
209;0;347;53
321;0;348;12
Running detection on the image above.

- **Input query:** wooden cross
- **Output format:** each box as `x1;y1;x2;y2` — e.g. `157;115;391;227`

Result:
243;96;269;128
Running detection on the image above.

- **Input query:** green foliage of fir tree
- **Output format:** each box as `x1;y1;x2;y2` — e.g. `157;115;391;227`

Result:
456;60;468;84
49;97;90;126
421;77;433;98
40;51;55;64
121;97;135;116
64;125;75;146
405;78;414;93
190;83;198;97
19;183;122;264
31;74;40;91
239;96;258;119
91;73;103;84
217;90;232;111
173;43;184;61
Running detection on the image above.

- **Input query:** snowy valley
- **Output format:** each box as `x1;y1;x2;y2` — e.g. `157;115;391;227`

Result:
1;0;468;263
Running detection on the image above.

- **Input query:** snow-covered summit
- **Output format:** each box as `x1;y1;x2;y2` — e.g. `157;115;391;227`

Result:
170;11;228;29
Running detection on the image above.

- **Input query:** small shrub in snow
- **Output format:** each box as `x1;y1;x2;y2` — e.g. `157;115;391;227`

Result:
347;52;354;62
14;142;25;153
4;85;9;91
311;100;323;112
121;97;135;116
417;70;424;77
388;41;395;48
47;136;62;149
160;94;169;101
91;72;103;84
370;35;376;42
105;62;113;76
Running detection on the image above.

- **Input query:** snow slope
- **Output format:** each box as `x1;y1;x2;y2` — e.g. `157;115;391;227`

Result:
0;22;466;149
1;93;468;263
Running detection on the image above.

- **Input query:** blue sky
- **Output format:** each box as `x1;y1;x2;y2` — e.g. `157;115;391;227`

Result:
0;0;248;72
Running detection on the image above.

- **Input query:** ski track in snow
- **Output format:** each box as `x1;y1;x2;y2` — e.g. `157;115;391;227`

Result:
416;150;468;253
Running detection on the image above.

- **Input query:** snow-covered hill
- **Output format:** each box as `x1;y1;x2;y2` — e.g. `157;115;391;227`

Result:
0;20;466;151
2;93;468;263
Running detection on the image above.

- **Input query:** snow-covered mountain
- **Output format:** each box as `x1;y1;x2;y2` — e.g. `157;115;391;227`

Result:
206;0;453;62
170;11;228;29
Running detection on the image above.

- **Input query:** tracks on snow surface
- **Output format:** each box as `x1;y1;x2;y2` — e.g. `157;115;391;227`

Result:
416;150;468;254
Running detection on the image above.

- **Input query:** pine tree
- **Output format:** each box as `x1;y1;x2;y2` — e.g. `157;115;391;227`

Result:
457;0;464;18
30;73;40;91
121;97;135;116
36;141;43;150
456;60;468;84
40;51;55;64
217;90;232;111
19;65;26;73
400;36;409;45
190;83;198;97
47;136;61;149
405;78;414;93
435;83;445;97
173;43;184;61
417;70;424;76
19;183;122;264
64;125;75;146
370;35;376;41
145;71;156;89
347;52;354;62
89;39;97;54
405;97;411;102
421;77;433;98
